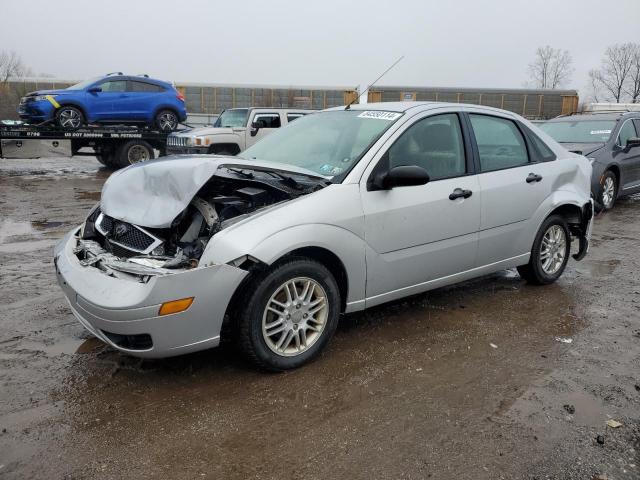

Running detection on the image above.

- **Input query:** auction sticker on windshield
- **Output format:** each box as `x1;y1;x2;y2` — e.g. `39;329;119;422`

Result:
358;111;402;121
590;130;612;135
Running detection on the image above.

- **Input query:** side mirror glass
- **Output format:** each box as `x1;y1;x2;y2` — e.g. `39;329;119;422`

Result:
370;165;430;191
250;121;260;137
88;86;102;93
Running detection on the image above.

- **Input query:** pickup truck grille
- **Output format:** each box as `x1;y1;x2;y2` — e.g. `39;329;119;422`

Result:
167;135;189;147
95;213;162;255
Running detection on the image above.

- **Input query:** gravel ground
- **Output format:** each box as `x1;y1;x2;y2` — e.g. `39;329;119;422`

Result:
0;156;639;479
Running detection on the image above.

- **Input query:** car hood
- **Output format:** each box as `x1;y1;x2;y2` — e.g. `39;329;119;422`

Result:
100;156;327;229
25;89;74;97
172;126;241;137
559;142;605;156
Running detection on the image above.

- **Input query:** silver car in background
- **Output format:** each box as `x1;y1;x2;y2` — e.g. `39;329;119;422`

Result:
54;102;593;370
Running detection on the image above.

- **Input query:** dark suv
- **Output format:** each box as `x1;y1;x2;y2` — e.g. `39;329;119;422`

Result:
540;111;640;210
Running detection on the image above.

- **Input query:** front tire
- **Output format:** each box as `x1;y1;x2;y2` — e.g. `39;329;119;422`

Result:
598;170;617;210
55;106;84;130
517;215;570;285
154;109;179;132
238;257;341;371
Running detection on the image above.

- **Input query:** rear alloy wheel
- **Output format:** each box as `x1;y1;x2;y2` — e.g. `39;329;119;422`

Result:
238;257;340;371
517;215;570;285
599;171;617;210
155;110;179;132
55;106;84;130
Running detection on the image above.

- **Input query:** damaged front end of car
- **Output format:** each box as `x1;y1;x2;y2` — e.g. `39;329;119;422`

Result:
76;157;328;279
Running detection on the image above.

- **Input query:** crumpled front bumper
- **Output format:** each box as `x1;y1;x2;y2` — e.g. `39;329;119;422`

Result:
53;228;248;358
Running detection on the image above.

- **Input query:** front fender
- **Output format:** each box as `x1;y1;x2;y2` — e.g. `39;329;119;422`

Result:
206;223;367;310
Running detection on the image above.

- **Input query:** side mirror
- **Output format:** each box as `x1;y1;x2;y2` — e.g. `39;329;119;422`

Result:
626;137;640;149
370;165;430;191
250;121;260;137
88;86;102;93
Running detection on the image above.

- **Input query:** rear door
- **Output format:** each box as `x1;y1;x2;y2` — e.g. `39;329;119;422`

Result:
468;112;556;264
616;119;640;191
247;112;282;147
121;80;165;120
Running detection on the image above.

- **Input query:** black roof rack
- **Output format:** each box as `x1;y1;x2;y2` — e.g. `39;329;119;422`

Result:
106;71;124;76
136;74;149;78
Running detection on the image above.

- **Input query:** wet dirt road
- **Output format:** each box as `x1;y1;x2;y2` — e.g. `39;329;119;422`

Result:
1;157;639;479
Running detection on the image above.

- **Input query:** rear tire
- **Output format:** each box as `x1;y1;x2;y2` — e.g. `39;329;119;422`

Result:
154;109;179;132
95;152;117;169
598;170;617;210
114;140;155;168
238;257;341;371
517;215;570;285
55;106;84;130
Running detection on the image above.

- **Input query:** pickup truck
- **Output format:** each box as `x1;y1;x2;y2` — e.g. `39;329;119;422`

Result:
166;107;315;155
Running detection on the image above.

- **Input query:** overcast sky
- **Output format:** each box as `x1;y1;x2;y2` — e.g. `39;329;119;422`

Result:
1;0;639;97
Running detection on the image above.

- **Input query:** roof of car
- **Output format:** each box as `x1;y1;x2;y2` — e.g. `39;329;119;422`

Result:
327;101;514;114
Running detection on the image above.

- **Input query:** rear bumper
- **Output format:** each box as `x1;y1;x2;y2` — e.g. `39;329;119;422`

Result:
54;228;248;358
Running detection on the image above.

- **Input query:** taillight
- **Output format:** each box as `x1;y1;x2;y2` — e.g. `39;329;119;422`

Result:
176;91;185;102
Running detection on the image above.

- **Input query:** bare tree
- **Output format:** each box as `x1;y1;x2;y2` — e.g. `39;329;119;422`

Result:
624;43;640;103
0;50;28;83
590;43;635;103
528;46;573;89
587;70;602;103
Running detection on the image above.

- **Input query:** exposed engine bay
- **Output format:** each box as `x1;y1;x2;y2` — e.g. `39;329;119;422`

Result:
75;165;326;277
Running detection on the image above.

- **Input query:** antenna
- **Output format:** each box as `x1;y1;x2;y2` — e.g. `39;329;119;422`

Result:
345;56;404;110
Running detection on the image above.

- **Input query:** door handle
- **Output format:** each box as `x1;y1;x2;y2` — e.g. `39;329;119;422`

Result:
449;188;473;200
526;173;543;183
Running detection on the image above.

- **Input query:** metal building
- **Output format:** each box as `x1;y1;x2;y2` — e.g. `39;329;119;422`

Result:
367;86;579;119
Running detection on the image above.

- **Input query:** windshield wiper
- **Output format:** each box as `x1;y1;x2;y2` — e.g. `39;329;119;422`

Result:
264;171;301;188
226;167;254;179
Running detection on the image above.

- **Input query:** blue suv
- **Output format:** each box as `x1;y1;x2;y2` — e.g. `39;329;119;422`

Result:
18;73;187;131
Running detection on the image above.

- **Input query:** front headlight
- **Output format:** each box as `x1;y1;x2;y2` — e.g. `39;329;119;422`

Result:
194;136;211;146
32;95;56;102
80;202;101;239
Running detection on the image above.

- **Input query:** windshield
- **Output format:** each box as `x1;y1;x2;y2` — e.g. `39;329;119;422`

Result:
66;77;102;90
214;109;249;128
540;119;616;143
239;110;402;178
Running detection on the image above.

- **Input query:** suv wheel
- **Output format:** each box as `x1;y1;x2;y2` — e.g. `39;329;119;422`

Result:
517;215;570;285
155;110;179;132
599;170;617;210
238;257;340;371
55;106;84;130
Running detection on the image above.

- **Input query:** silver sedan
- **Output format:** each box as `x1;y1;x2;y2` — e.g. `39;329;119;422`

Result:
54;102;593;370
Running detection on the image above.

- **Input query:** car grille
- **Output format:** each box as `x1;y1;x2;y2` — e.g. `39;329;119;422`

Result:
95;213;162;255
167;135;189;147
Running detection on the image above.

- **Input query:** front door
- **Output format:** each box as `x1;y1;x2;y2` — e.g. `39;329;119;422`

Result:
246;112;282;148
361;112;481;305
615;119;640;192
86;80;128;121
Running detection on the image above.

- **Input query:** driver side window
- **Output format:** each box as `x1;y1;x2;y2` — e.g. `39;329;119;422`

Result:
617;120;638;147
100;80;126;93
387;113;466;180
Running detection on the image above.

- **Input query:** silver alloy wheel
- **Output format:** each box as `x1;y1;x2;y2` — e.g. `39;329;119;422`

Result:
262;277;329;357
540;224;567;275
127;145;150;164
58;108;82;129
601;176;615;208
158;112;177;131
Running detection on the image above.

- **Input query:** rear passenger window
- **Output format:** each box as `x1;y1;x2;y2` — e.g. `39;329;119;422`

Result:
523;127;556;162
469;114;529;172
129;81;164;93
253;114;281;128
387;113;466;180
